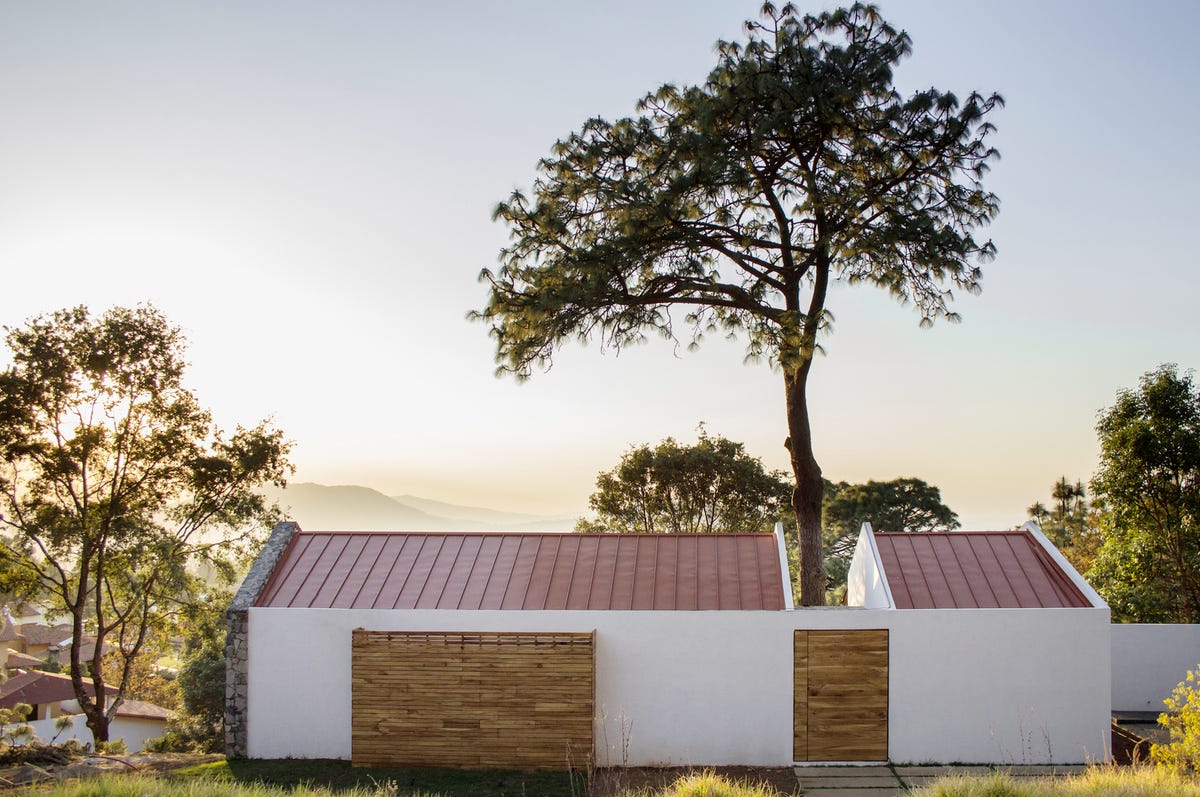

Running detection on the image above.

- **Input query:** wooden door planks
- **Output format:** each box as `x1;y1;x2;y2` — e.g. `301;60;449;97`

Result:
351;630;594;770
794;628;888;762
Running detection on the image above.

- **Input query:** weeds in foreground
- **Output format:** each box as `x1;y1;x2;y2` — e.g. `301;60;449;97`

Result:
622;771;781;797
14;780;429;797
911;766;1200;797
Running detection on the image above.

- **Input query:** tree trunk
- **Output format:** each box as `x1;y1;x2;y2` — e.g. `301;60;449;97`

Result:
84;704;110;745
784;362;826;606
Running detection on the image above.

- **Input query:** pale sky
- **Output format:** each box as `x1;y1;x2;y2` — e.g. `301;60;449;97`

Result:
2;1;1197;528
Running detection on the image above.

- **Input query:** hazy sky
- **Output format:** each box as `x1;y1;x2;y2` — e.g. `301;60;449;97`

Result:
2;1;1197;528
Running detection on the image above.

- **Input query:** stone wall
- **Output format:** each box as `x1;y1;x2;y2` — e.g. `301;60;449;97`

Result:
225;521;298;758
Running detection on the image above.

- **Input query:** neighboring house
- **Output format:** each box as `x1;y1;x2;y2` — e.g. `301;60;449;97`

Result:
16;623;72;659
4;649;47;675
229;521;1117;768
0;615;19;653
7;602;48;626
0;670;97;720
48;636;110;666
0;670;171;752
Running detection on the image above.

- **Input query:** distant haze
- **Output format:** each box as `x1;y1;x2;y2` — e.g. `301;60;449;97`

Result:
268;483;581;533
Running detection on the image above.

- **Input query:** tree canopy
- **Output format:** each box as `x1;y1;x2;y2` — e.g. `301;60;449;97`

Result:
1026;477;1100;575
1085;364;1200;623
476;2;1001;604
576;431;790;535
821;477;958;592
0;305;291;742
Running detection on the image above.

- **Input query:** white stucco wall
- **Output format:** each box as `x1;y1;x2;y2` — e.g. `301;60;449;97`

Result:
887;608;1110;765
1111;623;1200;712
5;714;167;752
246;604;1110;766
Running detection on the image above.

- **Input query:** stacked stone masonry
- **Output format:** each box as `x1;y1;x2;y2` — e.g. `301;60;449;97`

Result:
224;522;298;758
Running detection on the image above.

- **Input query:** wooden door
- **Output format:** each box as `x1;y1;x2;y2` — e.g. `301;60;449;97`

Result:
794;629;888;761
352;630;594;770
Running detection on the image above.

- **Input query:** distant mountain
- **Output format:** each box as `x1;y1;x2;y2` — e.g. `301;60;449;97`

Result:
267;483;580;532
390;494;567;527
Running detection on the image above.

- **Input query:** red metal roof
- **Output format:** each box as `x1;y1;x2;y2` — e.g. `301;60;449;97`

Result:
873;530;1092;609
0;670;98;709
254;531;787;611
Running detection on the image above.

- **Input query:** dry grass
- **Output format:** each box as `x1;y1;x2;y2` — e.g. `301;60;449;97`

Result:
912;765;1200;797
621;771;785;797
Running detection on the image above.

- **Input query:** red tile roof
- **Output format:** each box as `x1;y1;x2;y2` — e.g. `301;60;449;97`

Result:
18;623;72;646
4;650;47;669
115;699;173;721
255;531;787;610
873;530;1092;609
0;670;98;709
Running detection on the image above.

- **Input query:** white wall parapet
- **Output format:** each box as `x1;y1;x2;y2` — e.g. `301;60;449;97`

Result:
245;605;1110;766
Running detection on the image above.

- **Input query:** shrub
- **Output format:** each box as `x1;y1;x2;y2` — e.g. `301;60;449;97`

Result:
1152;664;1200;775
145;714;224;753
647;771;778;797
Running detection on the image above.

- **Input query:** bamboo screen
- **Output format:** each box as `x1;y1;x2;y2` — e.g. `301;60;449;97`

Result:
351;630;594;769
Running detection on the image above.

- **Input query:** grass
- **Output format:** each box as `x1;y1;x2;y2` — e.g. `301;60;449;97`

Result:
177;758;583;796
623;771;783;797
11;761;1200;797
910;766;1200;797
11;758;584;797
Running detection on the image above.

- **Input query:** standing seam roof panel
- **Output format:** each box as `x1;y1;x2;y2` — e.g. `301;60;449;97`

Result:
972;536;1021;607
259;534;319;609
544;535;580;610
254;531;786;610
501;536;540;610
873;531;1093;609
331;535;386;609
456;534;498;610
435;534;482;610
308;534;362;608
365;535;417;609
318;534;369;609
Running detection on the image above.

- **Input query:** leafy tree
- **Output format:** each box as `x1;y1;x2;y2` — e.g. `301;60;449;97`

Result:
101;643;180;712
1026;477;1100;573
145;589;230;753
1087;364;1200;623
475;3;1001;604
0;305;291;743
822;477;959;590
576;431;791;534
1152;664;1200;775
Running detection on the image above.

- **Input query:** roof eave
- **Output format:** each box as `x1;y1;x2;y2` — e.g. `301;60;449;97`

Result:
1020;521;1108;609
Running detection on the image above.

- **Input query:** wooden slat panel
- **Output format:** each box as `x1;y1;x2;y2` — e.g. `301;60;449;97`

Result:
793;630;808;761
351;630;593;770
794;629;888;763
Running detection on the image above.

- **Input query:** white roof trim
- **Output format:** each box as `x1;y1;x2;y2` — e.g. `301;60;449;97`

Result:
774;522;794;610
1020;521;1108;609
861;522;895;609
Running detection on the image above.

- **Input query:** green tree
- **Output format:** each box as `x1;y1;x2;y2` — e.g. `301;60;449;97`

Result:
474;3;1001;604
0;305;292;743
1152;664;1200;775
576;431;791;535
1026;477;1099;574
1087;364;1200;623
822;477;959;590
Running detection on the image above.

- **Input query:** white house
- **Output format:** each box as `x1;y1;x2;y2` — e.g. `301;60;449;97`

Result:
227;520;1116;768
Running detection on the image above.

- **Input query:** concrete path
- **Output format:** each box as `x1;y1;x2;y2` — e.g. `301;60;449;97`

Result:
793;764;1089;795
